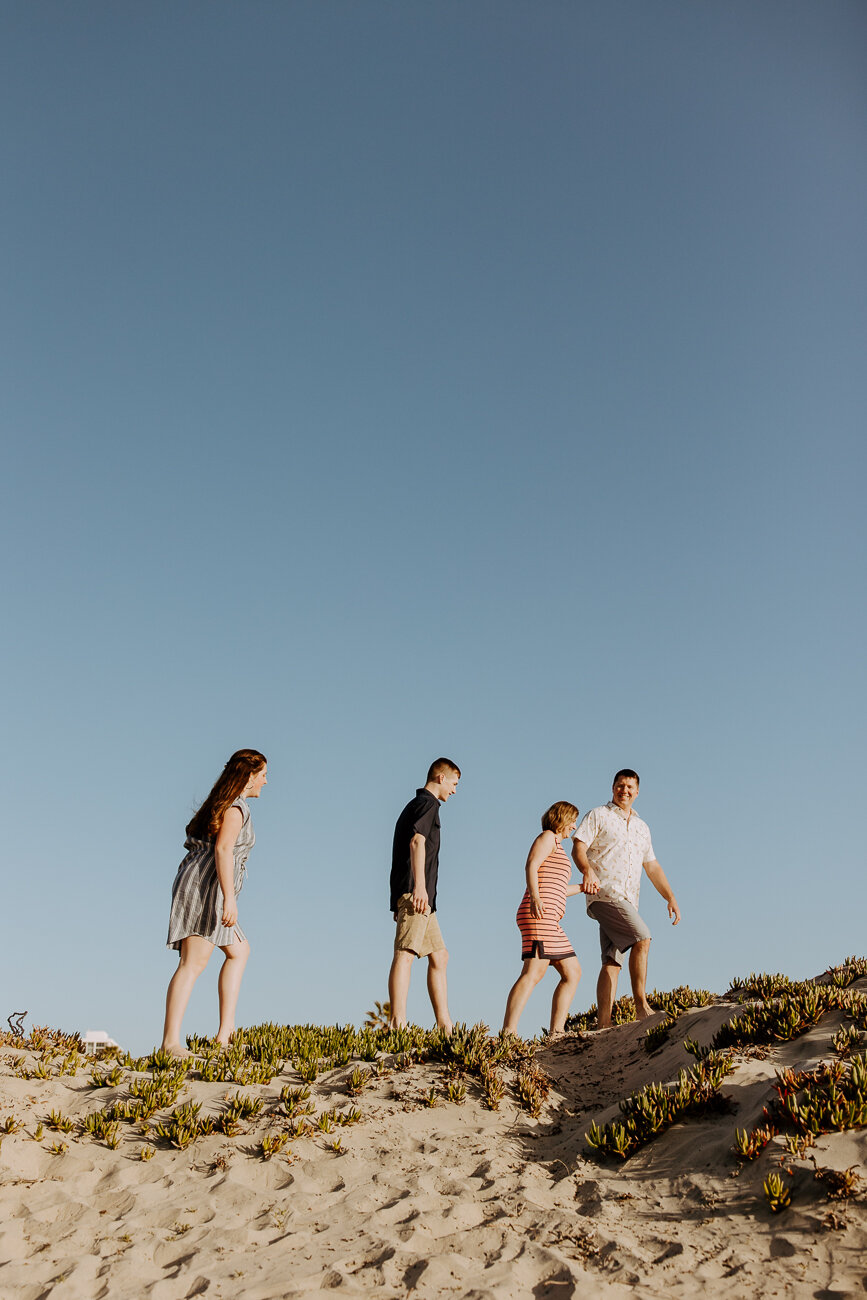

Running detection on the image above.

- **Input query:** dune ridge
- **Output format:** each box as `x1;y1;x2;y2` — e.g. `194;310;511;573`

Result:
1;960;866;1298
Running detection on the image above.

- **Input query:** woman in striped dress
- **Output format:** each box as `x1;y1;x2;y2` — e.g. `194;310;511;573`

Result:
502;802;586;1038
161;749;267;1055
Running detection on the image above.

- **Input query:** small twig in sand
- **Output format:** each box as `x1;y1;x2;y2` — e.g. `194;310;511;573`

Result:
7;1012;27;1038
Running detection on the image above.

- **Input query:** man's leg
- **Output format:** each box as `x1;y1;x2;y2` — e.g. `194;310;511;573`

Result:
549;956;581;1034
596;961;620;1029
426;948;452;1034
388;949;415;1027
503;957;549;1034
629;938;653;1018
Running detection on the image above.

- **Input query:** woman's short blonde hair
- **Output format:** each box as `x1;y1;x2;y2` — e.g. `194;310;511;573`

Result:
541;801;580;835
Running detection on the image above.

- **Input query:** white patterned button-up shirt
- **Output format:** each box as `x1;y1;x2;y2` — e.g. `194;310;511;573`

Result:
575;802;655;909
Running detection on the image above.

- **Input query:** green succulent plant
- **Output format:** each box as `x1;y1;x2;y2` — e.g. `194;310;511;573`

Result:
46;1109;74;1134
763;1171;792;1212
585;1054;734;1161
261;1131;289;1159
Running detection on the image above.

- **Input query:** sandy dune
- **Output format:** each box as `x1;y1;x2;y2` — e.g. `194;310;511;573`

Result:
1;985;865;1299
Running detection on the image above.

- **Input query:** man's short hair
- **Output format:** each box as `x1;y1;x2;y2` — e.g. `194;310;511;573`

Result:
613;768;639;786
427;757;461;782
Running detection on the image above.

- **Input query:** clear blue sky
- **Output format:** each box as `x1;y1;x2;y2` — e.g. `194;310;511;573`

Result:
2;2;865;1053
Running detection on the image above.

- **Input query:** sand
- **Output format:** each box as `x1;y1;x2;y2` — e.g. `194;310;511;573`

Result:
1;986;866;1299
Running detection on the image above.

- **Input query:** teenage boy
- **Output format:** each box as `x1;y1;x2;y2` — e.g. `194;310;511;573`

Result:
387;758;461;1032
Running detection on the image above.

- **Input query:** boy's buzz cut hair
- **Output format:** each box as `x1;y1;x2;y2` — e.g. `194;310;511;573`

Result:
427;757;461;782
613;768;640;786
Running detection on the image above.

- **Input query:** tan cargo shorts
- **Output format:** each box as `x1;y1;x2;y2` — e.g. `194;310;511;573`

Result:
393;893;447;958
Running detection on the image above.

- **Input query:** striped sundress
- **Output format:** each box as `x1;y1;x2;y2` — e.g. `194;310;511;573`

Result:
516;841;576;961
166;797;254;950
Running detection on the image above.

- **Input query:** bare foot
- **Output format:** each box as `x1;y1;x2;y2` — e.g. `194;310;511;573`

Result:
634;1003;654;1020
160;1043;190;1058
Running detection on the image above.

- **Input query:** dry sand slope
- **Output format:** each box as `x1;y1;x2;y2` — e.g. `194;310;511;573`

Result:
1;982;866;1300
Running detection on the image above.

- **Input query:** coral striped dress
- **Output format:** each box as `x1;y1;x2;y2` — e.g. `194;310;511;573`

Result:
516;841;576;961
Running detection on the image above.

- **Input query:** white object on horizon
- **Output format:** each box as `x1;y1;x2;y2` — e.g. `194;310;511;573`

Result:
83;1030;120;1054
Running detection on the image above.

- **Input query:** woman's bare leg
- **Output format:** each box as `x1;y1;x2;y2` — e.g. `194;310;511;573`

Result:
161;936;214;1053
216;938;251;1045
502;957;549;1035
549;956;582;1034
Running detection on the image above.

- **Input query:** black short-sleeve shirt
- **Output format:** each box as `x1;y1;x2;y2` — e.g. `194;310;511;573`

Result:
390;788;442;913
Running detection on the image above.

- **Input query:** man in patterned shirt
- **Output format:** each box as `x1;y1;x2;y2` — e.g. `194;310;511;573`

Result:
572;769;680;1029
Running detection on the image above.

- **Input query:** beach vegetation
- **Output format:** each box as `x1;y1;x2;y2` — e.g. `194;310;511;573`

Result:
770;1052;867;1137
91;1064;124;1088
783;1132;815;1158
364;1001;391;1030
645;1016;679;1053
812;1161;864;1200
223;1092;263;1121
46;1109;74;1133
1;1114;22;1134
727;972;793;1002
82;1110;117;1139
832;1025;862;1058
515;1059;551;1118
280;1085;314;1118
712;985;846;1050
585;1052;734;1161
481;1065;506;1110
733;1126;774;1160
140;1145;155;1160
446;1079;467;1104
763;1171;792;1212
261;1131;290;1159
347;1067;373;1096
287;1117;313;1139
566;986;712;1033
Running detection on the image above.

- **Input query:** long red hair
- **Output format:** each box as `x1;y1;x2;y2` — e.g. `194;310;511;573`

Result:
186;749;267;841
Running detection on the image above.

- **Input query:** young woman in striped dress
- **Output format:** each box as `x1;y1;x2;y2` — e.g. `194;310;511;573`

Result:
161;749;267;1055
502;801;592;1038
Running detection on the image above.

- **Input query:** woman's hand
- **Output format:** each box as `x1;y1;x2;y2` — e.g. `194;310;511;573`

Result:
529;894;546;920
221;895;238;928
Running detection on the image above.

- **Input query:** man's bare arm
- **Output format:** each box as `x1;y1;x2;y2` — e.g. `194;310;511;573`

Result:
571;839;600;895
643;859;680;925
409;833;429;913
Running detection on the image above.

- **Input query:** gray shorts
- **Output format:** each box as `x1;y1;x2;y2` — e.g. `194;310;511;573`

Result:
586;896;651;968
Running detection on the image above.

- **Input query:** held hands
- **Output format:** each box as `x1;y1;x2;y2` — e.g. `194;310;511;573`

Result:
221;896;238;928
581;870;601;896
